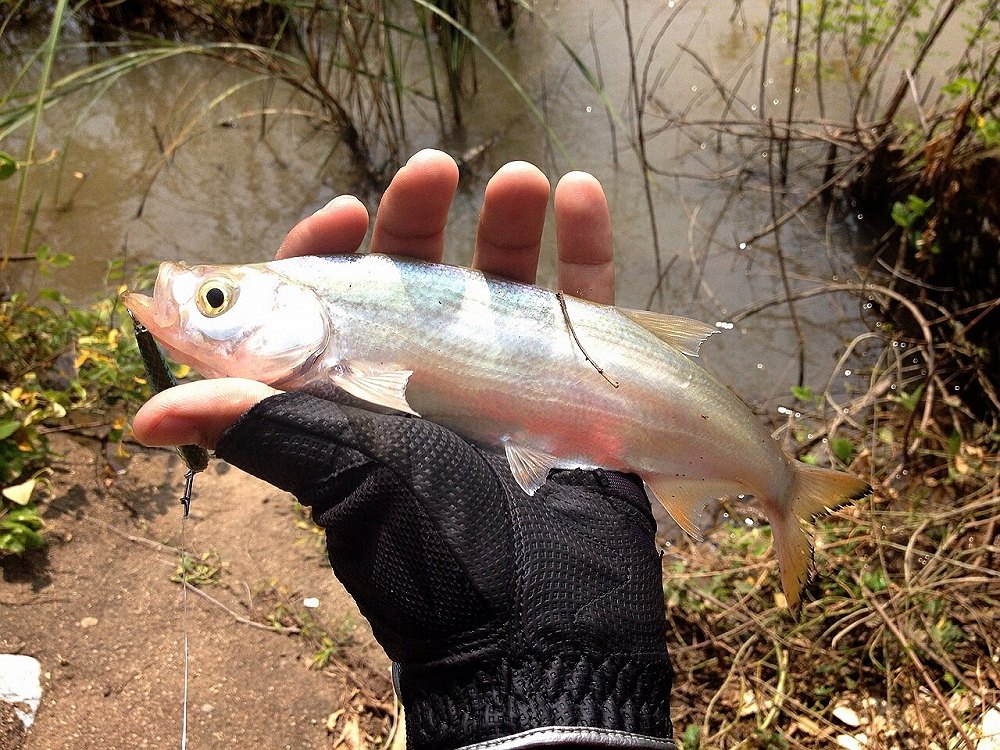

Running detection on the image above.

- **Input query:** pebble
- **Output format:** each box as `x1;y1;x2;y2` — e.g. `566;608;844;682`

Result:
0;654;42;731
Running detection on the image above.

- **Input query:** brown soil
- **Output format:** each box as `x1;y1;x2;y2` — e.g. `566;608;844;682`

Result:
1;433;393;750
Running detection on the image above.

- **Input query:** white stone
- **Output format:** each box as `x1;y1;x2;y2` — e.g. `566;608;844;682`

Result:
978;707;1000;750
0;654;42;731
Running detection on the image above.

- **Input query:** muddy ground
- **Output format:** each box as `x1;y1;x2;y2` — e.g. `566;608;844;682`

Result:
1;432;394;749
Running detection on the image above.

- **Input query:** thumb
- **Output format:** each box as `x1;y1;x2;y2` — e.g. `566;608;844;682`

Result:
132;378;281;450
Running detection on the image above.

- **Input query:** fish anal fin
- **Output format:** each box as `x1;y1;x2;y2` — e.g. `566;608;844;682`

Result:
331;362;420;416
504;442;560;496
617;308;718;357
645;475;711;541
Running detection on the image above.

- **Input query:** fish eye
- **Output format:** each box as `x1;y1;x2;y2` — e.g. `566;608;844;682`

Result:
196;279;237;317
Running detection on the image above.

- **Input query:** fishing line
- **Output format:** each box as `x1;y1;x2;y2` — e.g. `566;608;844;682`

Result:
126;310;207;749
180;493;190;750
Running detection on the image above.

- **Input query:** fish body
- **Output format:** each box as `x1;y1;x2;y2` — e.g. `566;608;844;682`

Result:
123;253;870;606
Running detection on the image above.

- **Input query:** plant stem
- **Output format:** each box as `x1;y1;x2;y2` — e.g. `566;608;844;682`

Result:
3;0;67;269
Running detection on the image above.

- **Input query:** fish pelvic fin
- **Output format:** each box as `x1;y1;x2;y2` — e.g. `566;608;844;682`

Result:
503;442;561;496
330;362;420;416
645;476;713;541
617;308;719;357
774;464;872;608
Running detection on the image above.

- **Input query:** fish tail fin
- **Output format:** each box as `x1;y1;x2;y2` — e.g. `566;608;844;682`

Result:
774;465;871;608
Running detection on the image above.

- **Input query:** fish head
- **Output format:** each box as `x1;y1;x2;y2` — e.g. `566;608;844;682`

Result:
122;261;329;384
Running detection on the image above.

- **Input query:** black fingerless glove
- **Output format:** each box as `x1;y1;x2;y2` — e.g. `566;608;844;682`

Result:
216;392;675;750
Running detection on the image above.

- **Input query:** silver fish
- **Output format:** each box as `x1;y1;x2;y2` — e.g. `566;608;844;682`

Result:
122;253;870;606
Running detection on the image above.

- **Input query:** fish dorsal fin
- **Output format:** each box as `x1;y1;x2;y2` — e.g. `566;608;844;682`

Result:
617;308;718;357
330;362;420;416
504;441;560;496
644;475;712;541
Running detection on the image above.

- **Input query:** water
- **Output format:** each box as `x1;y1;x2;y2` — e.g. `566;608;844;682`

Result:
2;0;956;411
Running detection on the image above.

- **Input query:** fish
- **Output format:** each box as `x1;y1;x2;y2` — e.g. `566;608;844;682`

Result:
122;253;870;607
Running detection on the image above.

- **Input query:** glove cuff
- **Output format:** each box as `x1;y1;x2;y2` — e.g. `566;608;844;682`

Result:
459;726;676;750
397;650;674;750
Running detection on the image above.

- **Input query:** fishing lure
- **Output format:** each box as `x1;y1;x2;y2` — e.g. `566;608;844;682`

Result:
129;311;209;516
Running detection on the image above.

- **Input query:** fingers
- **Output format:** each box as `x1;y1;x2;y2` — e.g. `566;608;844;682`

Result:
131;379;281;450
276;195;369;260
370;149;460;262
554;172;616;305
471;161;550;284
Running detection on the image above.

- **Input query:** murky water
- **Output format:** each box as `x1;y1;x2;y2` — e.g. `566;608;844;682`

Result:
1;0;958;411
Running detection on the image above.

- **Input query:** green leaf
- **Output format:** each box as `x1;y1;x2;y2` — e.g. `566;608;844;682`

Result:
6;505;44;529
791;385;814;402
0;152;16;180
0;419;22;441
831;437;855;464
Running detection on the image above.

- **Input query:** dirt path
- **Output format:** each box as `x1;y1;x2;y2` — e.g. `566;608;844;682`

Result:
1;433;393;749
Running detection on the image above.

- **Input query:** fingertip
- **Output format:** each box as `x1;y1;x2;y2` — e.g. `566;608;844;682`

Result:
554;171;615;305
372;149;460;260
473;161;550;282
132;380;280;450
276;195;370;260
405;148;461;181
554;171;608;211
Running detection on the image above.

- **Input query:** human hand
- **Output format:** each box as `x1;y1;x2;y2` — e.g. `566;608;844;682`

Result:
132;149;675;749
131;148;616;449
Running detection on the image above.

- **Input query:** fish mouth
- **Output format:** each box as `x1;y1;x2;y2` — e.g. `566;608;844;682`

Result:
120;261;187;333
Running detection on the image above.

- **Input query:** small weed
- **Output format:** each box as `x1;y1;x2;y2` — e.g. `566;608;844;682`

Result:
259;583;356;669
1;273;153;555
291;501;326;554
172;550;227;587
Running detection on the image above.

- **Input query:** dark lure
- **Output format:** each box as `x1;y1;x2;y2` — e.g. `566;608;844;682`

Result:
130;311;208;515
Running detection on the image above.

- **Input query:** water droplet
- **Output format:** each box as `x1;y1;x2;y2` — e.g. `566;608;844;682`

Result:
738;242;748;250
668;0;675;6
844;369;852;376
794;411;802;419
863;302;873;309
794;87;801;93
700;142;707;149
744;517;754;526
767;78;774;85
750;104;758;111
691;85;698;92
857;213;864;220
756;363;764;369
737;494;746;499
761;151;769;157
954;385;961;391
722;511;730;519
772;98;780;105
585;105;592;113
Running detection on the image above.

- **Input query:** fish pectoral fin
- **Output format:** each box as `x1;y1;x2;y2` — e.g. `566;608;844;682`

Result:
504;442;561;496
330;362;420;416
645;476;712;541
617;308;719;357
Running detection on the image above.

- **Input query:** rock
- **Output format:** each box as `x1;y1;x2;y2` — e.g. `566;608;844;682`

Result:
0;654;42;748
